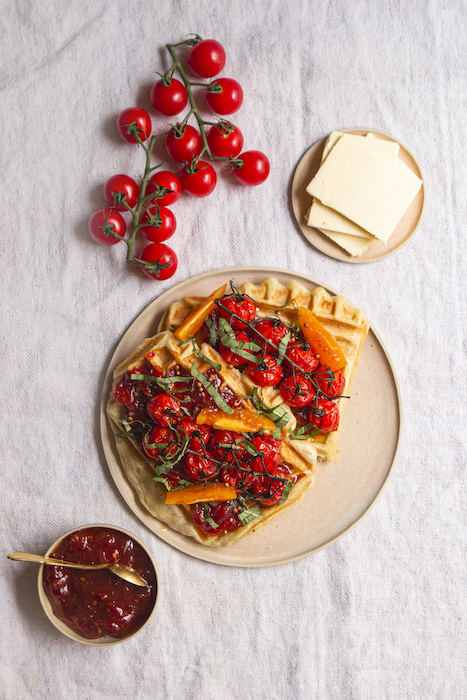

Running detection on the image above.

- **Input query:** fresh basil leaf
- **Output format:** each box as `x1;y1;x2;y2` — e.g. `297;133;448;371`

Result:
202;504;219;529
288;423;319;440
279;481;293;503
238;503;261;526
276;332;291;366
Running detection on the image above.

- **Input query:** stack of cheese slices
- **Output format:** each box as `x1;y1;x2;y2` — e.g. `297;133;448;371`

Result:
305;131;423;256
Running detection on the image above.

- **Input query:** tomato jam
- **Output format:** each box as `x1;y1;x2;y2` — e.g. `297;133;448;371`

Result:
42;527;157;640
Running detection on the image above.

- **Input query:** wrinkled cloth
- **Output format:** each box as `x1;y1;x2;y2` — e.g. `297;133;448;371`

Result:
1;1;466;698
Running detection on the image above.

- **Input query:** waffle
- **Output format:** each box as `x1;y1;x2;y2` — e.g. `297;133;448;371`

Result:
107;329;316;546
160;276;369;461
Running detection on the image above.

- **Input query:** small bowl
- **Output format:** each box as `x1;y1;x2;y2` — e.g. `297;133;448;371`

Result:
38;523;160;646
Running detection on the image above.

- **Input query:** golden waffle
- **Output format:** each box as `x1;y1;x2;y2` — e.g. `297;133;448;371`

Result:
160;276;369;461
107;329;316;547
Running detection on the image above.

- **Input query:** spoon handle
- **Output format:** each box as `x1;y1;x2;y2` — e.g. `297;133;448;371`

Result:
7;551;107;570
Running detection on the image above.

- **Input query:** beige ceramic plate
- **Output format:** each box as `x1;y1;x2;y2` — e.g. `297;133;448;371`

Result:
101;267;401;566
292;128;425;263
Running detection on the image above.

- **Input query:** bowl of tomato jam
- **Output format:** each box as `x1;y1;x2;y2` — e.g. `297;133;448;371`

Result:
38;524;159;645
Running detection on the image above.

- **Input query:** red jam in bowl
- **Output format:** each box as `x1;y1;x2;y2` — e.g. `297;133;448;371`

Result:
42;527;157;640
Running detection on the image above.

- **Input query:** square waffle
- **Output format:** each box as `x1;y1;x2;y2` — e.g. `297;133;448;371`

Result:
107;328;316;546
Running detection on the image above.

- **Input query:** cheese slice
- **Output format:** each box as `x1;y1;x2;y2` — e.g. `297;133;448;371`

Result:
307;199;374;239
321;131;399;165
306;134;423;243
316;228;373;256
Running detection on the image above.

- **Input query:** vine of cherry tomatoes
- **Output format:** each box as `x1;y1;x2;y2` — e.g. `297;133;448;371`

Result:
87;35;270;280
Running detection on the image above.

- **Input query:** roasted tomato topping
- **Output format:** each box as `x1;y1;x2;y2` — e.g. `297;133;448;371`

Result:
219;330;251;367
142;426;178;461
246;353;283;386
308;398;340;433
284;340;319;374
146;394;182;426
252;317;289;353
209;429;246;464
279;372;315;407
313;365;345;398
217;294;256;329
190;501;242;535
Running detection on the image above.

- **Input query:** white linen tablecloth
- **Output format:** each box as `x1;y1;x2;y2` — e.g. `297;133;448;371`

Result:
1;1;466;698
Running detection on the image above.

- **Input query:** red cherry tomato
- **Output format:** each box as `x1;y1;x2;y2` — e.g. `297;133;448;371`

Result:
142;426;178;461
313;365;345;398
139;243;178;280
146;394;181;426
246;354;283;387
150;78;188;116
308;399;340;433
284;341;319;374
88;209;126;246
103;174;140;210
254;463;293;507
233;151;270;186
210;430;246;465
250;434;282;473
279;373;315;407
116;107;151;143
218;294;256;330
177;416;211;445
179;161;217;197
219;330;251;367
206;121;244;158
205;78;243;115
184;451;218;481
140;205;176;242
166;124;203;163
252;317;289;354
145;171;181;206
187;39;226;78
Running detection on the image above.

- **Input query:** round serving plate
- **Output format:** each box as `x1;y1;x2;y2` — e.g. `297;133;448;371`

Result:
101;267;402;566
292;128;425;263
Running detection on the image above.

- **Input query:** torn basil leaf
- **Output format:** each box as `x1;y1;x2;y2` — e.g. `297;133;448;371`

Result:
238;503;262;526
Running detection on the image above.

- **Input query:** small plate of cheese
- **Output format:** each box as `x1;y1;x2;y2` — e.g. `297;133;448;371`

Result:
292;129;425;262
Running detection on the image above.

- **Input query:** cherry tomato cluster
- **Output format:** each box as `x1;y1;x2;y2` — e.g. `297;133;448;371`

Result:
201;290;346;434
87;35;270;281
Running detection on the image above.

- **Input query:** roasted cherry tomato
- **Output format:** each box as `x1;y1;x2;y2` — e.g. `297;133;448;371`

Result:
179;161;217;197
284;341;319;374
219;330;251;367
209;430;246;464
140;205;176;242
150;78;188;116
308;398;339;433
206;121;244;158
187;39;226;78
177;416;211;445
252;317;289;354
313;365;345;398
190;501;241;535
145;171;182;206
103;174;140;210
146;394;182;426
88;208;126;245
142;426;178;461
254;463;293;507
205;78;243;115
139;243;178;280
246;354;283;387
217;294;256;330
184;451;218;481
279;373;315;407
166;124;203;163
116;107;151;143
233;151;270;186
249;434;282;473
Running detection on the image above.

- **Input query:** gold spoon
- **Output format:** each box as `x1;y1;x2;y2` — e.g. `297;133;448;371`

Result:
7;551;149;587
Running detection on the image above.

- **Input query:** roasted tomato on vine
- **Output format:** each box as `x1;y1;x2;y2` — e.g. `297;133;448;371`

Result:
184;450;218;481
150;78;188;116
254;463;293;507
117;107;151;143
249;434;282;474
206;121;244;158
88;209;126;246
177;416;211;446
279;372;315;407
179;161;217;197
284;340;319;374
252;317;289;354
103;174;140;210
142;426;178;461
246;354;283;387
210;430;246;465
140;205;176;242
217;294;256;330
233;151;270;186
190;501;241;535
219;330;251;367
313;365;345;398
146;394;182;426
187;39;226;78
139;243;178;280
145;171;182;207
166;124;203;163
205;78;243;115
308;398;339;433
